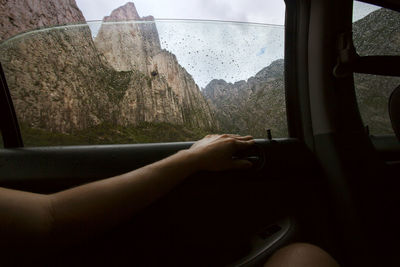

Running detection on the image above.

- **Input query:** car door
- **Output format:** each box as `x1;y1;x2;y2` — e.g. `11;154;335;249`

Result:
0;61;335;267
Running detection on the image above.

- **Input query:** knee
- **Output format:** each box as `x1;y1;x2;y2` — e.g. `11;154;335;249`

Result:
264;243;340;267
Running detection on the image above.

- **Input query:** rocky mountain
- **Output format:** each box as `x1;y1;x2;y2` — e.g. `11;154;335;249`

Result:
353;8;400;135
0;1;215;140
203;59;287;138
94;3;214;129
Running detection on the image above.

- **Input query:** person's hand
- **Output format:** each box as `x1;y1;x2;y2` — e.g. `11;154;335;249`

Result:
187;134;255;171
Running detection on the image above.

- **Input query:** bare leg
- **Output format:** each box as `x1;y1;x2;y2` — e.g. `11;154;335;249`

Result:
264;243;340;267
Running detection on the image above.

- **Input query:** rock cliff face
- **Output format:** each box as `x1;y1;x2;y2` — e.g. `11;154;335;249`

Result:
0;0;117;132
95;3;214;129
0;1;215;136
203;59;287;137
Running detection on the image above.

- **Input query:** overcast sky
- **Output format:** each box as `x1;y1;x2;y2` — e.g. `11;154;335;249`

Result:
76;0;286;25
76;0;380;87
76;0;380;25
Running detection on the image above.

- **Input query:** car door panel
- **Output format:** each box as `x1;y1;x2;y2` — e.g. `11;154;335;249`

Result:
0;138;337;266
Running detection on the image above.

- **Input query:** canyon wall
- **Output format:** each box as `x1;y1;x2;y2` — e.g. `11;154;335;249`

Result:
0;1;215;137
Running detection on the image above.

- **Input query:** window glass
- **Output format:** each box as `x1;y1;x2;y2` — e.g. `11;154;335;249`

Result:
0;2;286;146
353;1;400;136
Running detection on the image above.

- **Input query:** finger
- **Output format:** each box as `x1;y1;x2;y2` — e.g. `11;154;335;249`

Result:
218;134;238;139
223;134;253;140
234;135;253;140
233;139;255;150
230;159;253;169
225;134;241;137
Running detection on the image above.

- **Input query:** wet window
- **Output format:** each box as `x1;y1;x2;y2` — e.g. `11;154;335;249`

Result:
0;3;286;146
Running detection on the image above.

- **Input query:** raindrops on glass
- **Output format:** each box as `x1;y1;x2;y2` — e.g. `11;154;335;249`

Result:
156;20;284;88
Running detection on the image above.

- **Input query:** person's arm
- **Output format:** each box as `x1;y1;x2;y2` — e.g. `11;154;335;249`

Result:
0;134;254;247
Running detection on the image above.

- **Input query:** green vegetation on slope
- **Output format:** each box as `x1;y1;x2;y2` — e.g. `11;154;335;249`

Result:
19;122;214;147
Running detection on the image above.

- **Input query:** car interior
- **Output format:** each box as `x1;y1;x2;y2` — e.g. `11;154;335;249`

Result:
1;0;400;266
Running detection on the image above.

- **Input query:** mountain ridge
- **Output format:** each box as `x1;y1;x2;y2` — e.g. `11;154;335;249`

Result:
203;59;286;137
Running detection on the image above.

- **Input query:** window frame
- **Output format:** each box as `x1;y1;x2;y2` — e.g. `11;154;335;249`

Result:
284;0;314;148
1;3;291;148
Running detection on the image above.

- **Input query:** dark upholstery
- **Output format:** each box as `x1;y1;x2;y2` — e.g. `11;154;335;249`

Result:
389;85;400;141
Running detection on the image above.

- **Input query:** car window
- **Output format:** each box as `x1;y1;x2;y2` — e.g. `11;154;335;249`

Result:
353;1;400;136
0;2;286;146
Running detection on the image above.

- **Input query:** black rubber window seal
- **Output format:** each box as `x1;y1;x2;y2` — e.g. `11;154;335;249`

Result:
0;62;24;148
